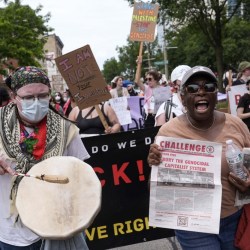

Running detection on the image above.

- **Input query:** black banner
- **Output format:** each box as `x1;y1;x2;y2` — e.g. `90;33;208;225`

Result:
82;127;174;249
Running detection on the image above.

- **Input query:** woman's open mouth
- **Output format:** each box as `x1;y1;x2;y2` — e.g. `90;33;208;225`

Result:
195;100;209;112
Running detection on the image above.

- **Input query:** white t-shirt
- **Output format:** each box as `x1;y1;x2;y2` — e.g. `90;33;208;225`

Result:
155;93;184;124
0;134;90;246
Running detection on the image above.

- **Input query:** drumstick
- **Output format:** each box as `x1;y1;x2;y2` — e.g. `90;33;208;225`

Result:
15;173;69;184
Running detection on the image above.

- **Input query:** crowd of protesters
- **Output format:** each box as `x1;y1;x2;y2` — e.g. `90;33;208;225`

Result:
0;61;250;250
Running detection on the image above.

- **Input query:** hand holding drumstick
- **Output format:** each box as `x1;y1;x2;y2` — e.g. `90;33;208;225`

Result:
0;154;69;184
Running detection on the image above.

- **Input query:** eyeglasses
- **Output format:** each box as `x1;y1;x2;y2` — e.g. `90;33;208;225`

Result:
185;82;217;94
16;93;50;102
146;77;153;81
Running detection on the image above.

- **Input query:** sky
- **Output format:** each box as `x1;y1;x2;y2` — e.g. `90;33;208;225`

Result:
21;0;134;70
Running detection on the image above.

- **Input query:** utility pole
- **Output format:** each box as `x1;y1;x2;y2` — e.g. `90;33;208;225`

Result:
144;43;155;70
163;40;168;79
162;22;178;80
163;22;168;79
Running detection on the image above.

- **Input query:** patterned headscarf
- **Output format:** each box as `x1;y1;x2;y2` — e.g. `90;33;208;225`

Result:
11;66;51;92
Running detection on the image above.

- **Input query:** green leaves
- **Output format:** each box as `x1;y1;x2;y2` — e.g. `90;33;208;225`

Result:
0;1;53;74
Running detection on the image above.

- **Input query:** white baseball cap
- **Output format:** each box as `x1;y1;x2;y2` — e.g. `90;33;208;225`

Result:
170;65;191;83
181;66;217;89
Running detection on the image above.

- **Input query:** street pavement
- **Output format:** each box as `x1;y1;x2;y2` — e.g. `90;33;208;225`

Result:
108;237;182;250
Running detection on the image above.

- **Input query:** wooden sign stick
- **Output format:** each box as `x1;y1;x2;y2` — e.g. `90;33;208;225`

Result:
94;105;109;131
134;41;144;84
227;69;232;114
15;173;69;184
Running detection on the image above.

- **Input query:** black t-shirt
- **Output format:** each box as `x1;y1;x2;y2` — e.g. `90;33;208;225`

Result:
237;93;250;130
76;104;110;134
233;79;246;86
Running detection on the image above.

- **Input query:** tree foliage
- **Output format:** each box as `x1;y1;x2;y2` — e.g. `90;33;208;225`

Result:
102;57;120;85
125;0;250;91
166;16;250;73
102;37;164;83
0;1;52;75
223;17;250;68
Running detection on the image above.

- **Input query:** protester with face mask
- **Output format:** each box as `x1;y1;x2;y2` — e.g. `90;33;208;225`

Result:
50;91;65;115
0;66;90;249
63;91;69;102
54;91;64;106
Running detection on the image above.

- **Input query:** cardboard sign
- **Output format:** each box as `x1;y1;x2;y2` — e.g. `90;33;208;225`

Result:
55;45;111;109
129;2;159;42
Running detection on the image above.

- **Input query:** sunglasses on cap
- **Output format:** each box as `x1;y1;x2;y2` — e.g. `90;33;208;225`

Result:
185;82;217;94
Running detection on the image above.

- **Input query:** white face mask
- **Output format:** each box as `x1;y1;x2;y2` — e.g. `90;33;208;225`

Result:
20;99;49;123
55;96;61;101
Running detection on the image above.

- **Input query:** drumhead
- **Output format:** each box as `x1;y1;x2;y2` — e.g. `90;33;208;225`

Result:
16;156;101;240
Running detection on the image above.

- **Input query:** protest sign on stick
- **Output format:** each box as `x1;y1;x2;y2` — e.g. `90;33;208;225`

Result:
135;42;143;85
55;44;111;130
129;2;159;43
129;2;159;83
227;69;232;114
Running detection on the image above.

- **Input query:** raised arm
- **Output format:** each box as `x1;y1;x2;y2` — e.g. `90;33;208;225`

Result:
134;55;145;92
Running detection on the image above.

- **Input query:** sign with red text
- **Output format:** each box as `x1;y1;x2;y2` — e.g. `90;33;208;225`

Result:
228;85;248;116
149;136;222;234
82;128;175;249
55;45;111;110
129;2;159;42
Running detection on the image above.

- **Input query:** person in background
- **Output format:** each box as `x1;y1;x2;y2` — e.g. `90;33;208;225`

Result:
63;89;77;118
237;79;250;131
55;91;65;108
159;73;167;87
123;80;138;96
155;65;191;126
110;76;117;89
0;86;11;107
50;91;64;115
127;83;138;96
233;61;250;86
223;69;237;89
68;102;121;137
135;69;170;128
110;76;130;98
0;66;90;249
62;90;69;102
148;65;250;249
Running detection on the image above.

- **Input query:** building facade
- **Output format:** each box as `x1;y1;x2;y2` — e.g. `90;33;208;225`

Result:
41;34;67;92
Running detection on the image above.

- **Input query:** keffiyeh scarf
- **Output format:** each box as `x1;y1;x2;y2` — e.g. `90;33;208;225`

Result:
0;103;70;212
